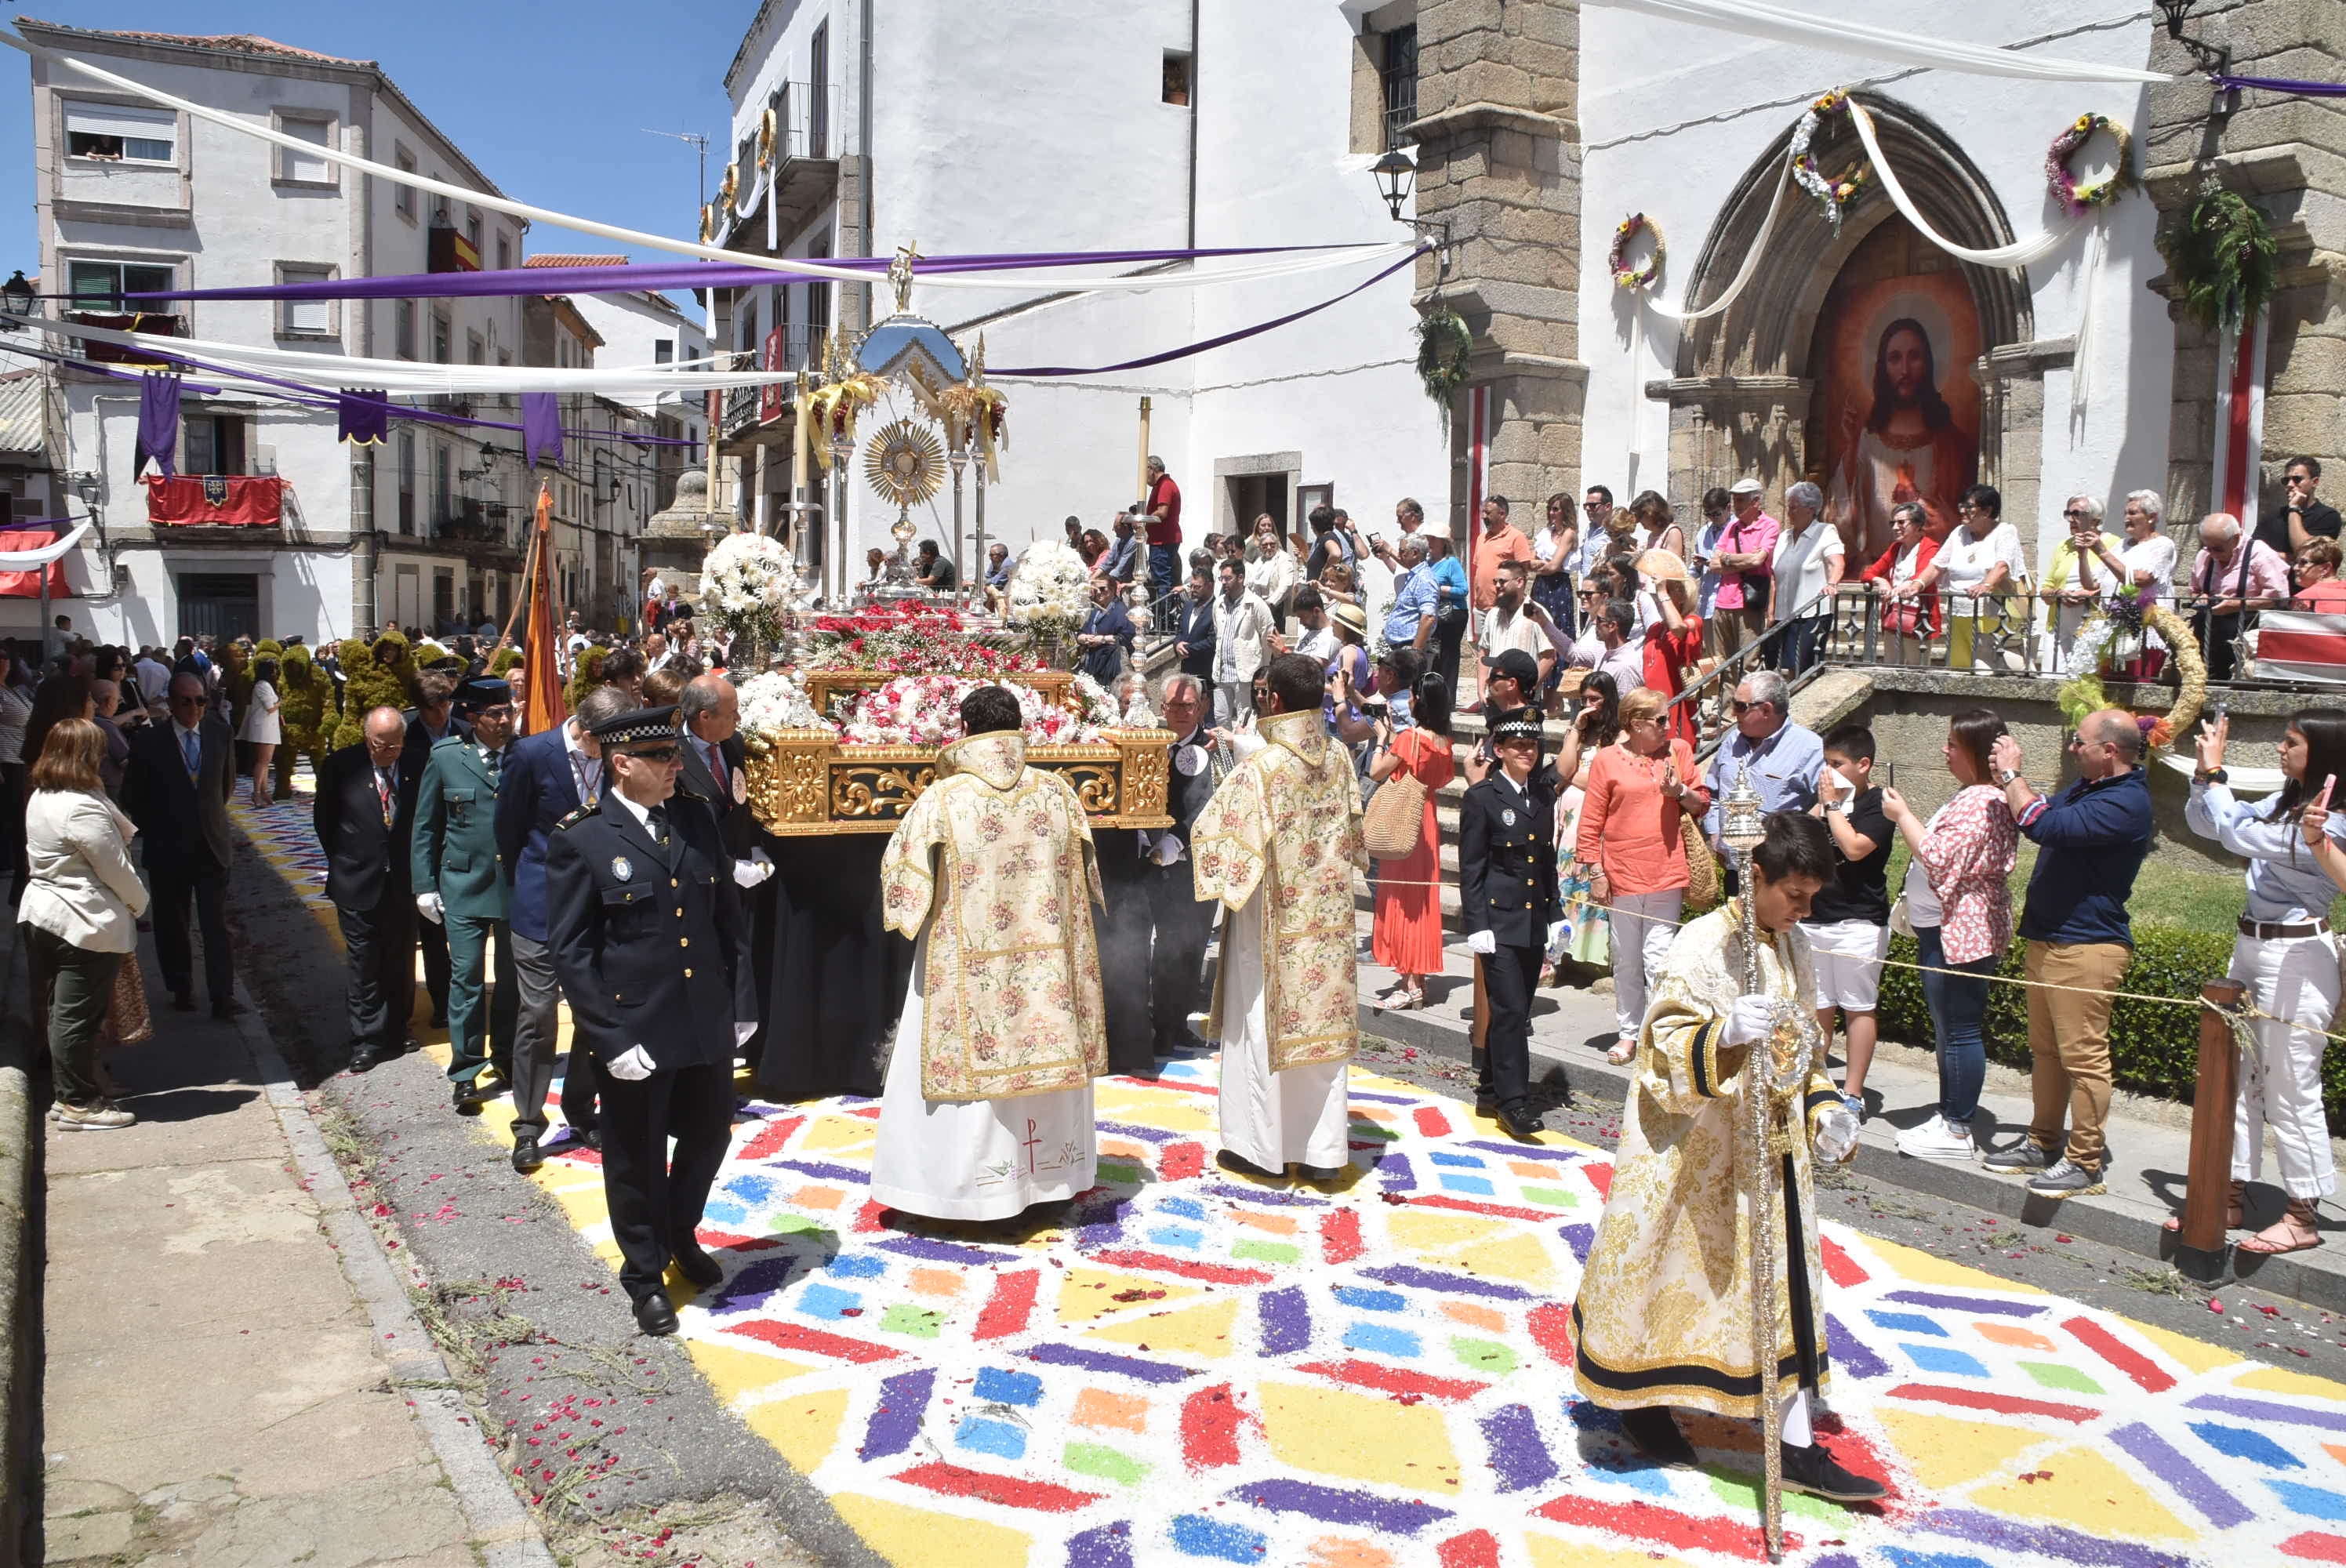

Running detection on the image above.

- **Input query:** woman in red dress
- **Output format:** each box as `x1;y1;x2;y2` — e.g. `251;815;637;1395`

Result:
1369;670;1456;1011
1637;552;1704;749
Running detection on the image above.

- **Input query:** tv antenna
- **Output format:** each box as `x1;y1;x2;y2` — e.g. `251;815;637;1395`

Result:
641;128;712;217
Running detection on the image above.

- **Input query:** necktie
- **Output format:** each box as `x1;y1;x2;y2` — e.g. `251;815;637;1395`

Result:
376;768;394;826
485;746;503;788
180;728;200;781
646;806;670;847
707;742;728;802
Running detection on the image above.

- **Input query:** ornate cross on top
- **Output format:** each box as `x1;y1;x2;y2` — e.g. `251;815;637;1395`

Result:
888;241;923;314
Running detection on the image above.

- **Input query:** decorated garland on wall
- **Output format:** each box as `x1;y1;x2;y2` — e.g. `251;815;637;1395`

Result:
2158;183;2279;330
2046;114;2135;218
1790;90;1870;230
1414;306;1474;414
2057;594;2206;750
1609;212;1665;292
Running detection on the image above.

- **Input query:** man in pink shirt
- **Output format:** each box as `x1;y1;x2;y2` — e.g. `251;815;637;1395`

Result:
1708;477;1780;659
2189;511;2291;681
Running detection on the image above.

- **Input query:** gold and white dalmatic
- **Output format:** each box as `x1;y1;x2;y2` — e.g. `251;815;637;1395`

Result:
1572;904;1845;1419
1191;709;1366;1171
871;730;1108;1221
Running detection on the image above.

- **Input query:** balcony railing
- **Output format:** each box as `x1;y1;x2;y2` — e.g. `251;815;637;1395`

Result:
70;310;184;365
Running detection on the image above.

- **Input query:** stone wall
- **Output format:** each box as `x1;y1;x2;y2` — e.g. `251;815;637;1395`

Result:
2144;0;2346;524
1407;0;1585;532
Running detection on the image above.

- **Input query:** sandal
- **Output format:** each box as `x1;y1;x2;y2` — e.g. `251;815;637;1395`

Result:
1401;983;1426;1011
1605;1039;1637;1066
2237;1198;2325;1256
2163;1179;2246;1234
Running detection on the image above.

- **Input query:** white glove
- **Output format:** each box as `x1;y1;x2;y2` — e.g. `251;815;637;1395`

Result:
1720;994;1775;1047
735;1022;757;1047
1149;833;1186;868
415;892;445;924
732;853;775;888
1466;930;1497;956
1813;1103;1861;1164
606;1045;656;1081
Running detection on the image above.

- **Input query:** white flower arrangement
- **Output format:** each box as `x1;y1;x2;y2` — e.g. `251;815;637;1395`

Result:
701;530;801;644
1006;538;1093;634
737;670;823;739
1071;670;1158;730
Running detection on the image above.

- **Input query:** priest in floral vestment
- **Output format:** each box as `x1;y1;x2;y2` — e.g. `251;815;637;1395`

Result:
1572;813;1883;1503
1192;653;1367;1181
871;685;1109;1221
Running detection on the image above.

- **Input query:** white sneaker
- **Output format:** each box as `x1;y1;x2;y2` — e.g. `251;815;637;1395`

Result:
1894;1116;1975;1161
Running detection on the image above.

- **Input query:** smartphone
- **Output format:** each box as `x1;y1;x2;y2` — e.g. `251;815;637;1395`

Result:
1885;760;1898;789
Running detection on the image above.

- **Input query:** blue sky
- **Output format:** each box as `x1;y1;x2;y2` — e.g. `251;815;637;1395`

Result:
0;2;751;281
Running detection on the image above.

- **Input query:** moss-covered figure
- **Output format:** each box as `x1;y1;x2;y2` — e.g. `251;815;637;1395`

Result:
330;629;415;750
564;645;610;711
274;641;338;793
486;646;521;677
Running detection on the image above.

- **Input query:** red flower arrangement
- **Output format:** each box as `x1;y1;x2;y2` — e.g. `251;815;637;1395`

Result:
803;602;1044;675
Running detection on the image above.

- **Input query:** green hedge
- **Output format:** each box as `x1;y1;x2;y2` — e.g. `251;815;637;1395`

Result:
1877;923;2346;1133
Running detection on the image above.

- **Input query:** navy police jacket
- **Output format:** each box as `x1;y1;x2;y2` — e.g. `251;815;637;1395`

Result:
543;790;755;1071
1458;771;1560;951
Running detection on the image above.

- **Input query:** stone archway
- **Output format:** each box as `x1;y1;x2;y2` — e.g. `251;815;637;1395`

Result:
1654;95;2062;531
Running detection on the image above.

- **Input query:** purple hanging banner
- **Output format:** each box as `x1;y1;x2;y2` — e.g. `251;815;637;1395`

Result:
337;388;390;445
2210;72;2346;98
521;393;564;469
135;372;180;477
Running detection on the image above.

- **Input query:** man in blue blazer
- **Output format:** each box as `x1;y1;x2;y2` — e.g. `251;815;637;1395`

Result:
492;684;626;1170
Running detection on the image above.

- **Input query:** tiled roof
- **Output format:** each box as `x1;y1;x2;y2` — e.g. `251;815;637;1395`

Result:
15;22;369;66
524;255;630;270
0;372;47;456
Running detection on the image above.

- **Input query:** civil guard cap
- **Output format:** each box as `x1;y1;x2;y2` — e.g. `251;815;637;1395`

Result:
453;676;514;714
586;703;680;752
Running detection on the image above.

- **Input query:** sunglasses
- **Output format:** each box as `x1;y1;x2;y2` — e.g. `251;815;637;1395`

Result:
2063;508;2090;519
170;694;209;706
624;744;682;764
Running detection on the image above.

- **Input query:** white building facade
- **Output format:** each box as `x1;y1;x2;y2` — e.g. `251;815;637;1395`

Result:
707;0;1448;586
16;21;537;649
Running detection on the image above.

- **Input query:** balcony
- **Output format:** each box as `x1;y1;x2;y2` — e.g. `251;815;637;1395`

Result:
71;310;184;366
143;474;281;528
427;225;482;274
721;81;842;252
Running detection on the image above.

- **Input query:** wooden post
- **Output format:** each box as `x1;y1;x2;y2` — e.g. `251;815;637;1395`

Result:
2176;978;2247;1268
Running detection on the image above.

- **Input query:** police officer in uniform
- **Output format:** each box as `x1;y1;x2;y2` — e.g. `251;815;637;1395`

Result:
412;677;518;1112
544;705;756;1336
1460;707;1558;1142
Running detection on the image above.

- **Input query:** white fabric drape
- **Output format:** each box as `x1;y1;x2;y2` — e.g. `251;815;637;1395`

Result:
1636;152;1796;324
0;522;89;570
1847;100;2080;269
1583;0;2177;85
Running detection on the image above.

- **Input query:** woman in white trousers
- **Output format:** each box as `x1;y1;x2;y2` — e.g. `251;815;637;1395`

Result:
2186;710;2346;1256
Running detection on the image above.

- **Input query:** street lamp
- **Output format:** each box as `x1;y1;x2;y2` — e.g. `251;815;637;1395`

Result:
0;270;35;332
1371;150;1414;222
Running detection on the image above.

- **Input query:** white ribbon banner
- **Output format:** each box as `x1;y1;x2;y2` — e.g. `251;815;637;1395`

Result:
0;522;90;570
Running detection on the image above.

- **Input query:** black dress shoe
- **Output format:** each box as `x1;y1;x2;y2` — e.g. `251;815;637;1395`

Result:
633;1290;679;1336
1495;1105;1545;1142
347;1044;382;1075
169;989;195;1012
510;1135;543;1174
452;1080;489;1115
567;1126;601;1152
430;1009;448;1028
673;1244;722;1288
212;997;248;1021
1621;1406;1696;1467
1781;1441;1888;1502
1215;1149;1284;1181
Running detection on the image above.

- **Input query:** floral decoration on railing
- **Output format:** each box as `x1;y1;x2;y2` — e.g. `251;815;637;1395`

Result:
2059;593;2206;750
836;674;1102;748
938;381;1010;482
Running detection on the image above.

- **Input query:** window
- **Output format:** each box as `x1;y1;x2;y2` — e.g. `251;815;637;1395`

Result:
394;146;416;219
64;101;175;163
397;432;416;534
467;330;485;366
496;232;511;272
394;298;416;359
654;339;673;365
430;308;451;365
274;113;334;183
67;259;176;307
739;300;757;357
1163;52;1192;107
275;263;335;336
466;211;484;256
184;412;249;477
809;22;830;158
434;442;452;525
806;233;830;342
1381;25;1418;151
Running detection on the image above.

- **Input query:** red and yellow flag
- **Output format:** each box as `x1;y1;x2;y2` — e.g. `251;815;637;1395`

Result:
520;481;565;735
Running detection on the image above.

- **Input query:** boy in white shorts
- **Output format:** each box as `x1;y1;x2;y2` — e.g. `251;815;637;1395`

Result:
1805;724;1893;1118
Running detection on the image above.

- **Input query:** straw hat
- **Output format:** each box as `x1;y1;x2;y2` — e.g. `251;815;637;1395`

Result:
1636;548;1690;583
1328;601;1369;642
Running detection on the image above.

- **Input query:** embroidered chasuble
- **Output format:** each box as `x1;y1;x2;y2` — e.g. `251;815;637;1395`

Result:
1571;903;1844;1420
878;729;1107;1100
1190;708;1367;1071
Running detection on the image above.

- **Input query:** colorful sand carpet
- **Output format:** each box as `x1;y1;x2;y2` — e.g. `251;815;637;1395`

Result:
235;779;2346;1566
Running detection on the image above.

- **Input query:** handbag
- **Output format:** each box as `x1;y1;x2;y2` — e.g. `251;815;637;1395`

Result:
1669;752;1720;909
102;950;154;1047
1362;732;1429;860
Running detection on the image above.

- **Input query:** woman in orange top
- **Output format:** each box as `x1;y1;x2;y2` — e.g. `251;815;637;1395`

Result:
1368;670;1455;1011
1575;688;1710;1062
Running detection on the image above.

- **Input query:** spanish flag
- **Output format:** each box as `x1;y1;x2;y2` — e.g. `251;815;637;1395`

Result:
519;481;565;735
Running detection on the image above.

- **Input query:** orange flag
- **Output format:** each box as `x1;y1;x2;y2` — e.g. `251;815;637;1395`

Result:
520;482;565;735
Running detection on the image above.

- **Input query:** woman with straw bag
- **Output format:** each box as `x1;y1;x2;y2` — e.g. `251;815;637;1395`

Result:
1365;668;1454;1011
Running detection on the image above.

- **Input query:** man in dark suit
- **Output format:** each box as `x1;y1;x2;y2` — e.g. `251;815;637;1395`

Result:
412;677;516;1113
495;685;626;1169
1172;570;1216;682
1459;707;1559;1142
674;672;756;858
404;671;468;1026
314;706;422;1071
121;671;242;1018
1094;673;1219;1072
546;704;756;1337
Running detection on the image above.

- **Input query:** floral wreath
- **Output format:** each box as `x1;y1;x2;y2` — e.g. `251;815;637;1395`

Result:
1790;89;1870;230
2057;592;2206;750
1609;212;1665;292
2045;113;2135;219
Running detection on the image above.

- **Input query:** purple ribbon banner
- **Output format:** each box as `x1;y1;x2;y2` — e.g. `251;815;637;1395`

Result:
2210;72;2346;98
111;244;1398;305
